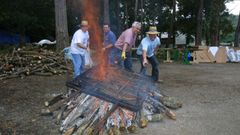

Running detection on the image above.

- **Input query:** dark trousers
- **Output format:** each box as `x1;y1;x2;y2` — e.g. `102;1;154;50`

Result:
138;55;159;81
115;48;133;71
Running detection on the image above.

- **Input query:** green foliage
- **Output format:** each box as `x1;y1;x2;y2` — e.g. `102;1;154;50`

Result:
0;0;238;45
220;14;238;43
0;0;55;42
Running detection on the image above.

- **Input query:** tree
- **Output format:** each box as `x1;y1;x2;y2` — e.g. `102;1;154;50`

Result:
103;0;110;24
235;11;240;47
168;0;176;48
0;0;55;44
195;0;203;46
209;0;221;45
177;0;198;45
54;0;69;51
134;0;139;20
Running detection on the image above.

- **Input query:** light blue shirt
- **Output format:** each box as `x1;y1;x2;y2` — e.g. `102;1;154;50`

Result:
137;36;161;57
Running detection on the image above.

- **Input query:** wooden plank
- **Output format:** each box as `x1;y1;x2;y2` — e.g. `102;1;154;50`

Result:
215;47;227;63
163;50;173;63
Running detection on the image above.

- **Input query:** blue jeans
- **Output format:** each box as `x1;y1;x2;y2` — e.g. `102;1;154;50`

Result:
115;48;133;71
106;48;116;65
71;53;85;78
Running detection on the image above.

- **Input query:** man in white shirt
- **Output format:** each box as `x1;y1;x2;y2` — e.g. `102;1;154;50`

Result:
136;26;161;83
70;20;90;78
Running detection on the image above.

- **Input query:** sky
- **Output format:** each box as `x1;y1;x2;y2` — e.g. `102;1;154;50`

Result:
225;0;240;15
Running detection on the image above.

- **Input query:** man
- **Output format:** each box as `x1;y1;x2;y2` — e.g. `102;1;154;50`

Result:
115;21;141;71
102;24;117;65
70;20;90;78
136;26;161;83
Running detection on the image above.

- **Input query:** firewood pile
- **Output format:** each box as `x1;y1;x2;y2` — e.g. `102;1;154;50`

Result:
42;67;182;135
0;47;70;80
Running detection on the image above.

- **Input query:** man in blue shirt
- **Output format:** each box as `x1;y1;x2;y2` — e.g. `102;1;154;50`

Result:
137;26;161;82
102;23;117;65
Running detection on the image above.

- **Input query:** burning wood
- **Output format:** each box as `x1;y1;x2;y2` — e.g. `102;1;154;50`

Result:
0;47;70;80
42;66;182;135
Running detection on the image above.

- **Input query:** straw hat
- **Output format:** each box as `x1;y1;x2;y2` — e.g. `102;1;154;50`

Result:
81;20;88;26
146;26;160;35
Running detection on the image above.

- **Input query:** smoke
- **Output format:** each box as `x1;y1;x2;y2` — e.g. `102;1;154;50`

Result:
80;0;108;80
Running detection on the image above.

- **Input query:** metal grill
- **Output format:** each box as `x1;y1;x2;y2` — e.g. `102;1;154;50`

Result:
66;66;157;112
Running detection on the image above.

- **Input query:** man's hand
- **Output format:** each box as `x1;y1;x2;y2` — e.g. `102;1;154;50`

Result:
87;47;90;53
102;48;106;51
143;58;148;67
121;51;126;60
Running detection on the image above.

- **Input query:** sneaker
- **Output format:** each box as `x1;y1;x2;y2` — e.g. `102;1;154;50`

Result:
155;80;163;83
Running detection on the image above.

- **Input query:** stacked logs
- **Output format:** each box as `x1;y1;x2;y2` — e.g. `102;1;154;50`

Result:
0;47;71;80
42;89;182;135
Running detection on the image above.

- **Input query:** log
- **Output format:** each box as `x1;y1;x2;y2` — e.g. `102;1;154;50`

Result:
45;94;64;107
0;46;68;79
18;50;41;55
93;104;118;134
48;99;66;112
33;72;53;76
61;95;91;130
0;74;7;78
0;74;19;80
147;97;176;120
63;126;76;135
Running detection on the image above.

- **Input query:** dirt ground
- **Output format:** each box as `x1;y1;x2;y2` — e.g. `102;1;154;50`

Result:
0;62;240;135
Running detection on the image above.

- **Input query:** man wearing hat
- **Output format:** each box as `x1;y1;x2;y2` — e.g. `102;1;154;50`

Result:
70;20;90;78
137;26;161;83
114;21;141;71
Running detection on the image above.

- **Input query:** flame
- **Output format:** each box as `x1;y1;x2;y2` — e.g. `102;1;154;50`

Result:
81;0;107;80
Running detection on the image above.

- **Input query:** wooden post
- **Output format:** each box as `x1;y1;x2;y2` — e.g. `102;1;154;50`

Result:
163;48;173;63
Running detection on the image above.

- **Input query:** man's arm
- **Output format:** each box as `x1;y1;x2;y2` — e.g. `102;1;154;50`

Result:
87;39;90;52
154;38;161;54
103;33;116;50
77;43;88;50
103;44;113;50
121;43;129;59
154;45;160;54
122;43;128;52
142;50;148;67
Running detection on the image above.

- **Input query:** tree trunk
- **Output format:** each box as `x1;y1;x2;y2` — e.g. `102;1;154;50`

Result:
195;0;203;46
172;0;176;48
54;0;69;51
124;1;129;27
140;0;144;38
103;0;110;24
134;0;139;20
234;11;240;47
167;0;176;48
210;0;220;46
116;0;121;35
